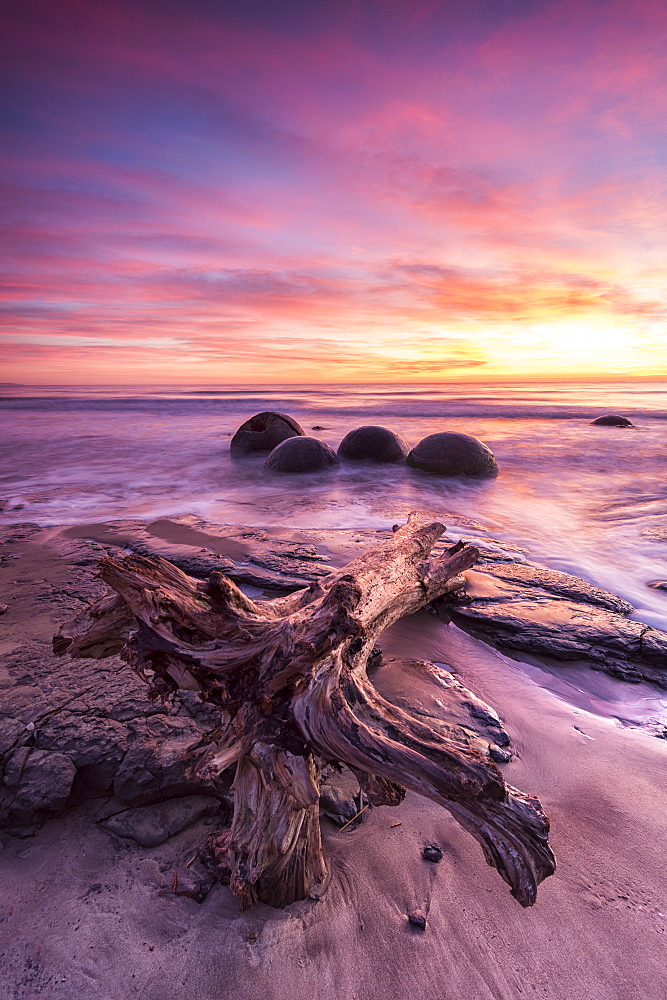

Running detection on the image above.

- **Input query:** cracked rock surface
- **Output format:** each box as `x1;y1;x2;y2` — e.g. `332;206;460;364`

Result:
62;513;333;591
100;795;224;848
0;524;222;835
441;568;667;687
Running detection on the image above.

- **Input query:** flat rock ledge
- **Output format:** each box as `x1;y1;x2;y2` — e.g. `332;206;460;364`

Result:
438;566;667;687
100;795;224;848
63;514;334;591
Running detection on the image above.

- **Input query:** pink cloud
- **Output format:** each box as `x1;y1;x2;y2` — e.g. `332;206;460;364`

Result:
2;0;667;381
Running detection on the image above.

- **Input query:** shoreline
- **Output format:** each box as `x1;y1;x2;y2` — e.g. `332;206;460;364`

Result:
56;513;667;708
1;516;666;998
3;514;666;734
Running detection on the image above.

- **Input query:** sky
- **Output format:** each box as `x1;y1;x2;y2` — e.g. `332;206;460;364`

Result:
2;0;667;384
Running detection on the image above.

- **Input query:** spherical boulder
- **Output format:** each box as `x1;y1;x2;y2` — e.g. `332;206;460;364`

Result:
230;411;304;454
266;436;340;473
337;425;410;463
591;414;634;427
407;432;498;477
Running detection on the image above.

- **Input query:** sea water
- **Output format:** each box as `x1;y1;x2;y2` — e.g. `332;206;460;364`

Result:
2;382;666;639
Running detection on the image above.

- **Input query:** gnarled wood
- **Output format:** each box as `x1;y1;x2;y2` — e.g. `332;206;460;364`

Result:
54;513;555;908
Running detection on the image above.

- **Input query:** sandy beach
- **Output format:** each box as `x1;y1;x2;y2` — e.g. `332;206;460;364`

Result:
1;519;666;1000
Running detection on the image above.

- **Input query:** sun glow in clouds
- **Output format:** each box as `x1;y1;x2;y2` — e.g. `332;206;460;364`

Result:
2;0;667;383
483;318;646;377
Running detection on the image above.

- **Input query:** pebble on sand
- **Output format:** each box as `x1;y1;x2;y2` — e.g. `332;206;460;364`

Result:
422;845;443;863
408;910;427;930
489;745;513;763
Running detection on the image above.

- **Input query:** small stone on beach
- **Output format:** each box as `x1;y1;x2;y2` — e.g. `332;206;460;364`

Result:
408;910;427;929
422;845;443;863
101;795;221;848
489;745;512;763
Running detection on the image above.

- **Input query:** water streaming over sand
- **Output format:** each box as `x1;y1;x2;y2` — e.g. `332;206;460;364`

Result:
2;382;666;636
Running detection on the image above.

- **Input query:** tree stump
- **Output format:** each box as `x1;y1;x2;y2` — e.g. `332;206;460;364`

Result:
54;514;555;909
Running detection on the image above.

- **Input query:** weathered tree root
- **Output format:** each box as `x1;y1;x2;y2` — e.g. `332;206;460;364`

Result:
54;514;555;908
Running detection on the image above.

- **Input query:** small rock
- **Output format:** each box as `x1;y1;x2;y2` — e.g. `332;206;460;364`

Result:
639;718;667;740
647;580;667;592
408;910;427;930
590;414;634;427
422;845;443;863
489;729;511;747
101;795;222;848
174;690;223;728
0;605;8;615
489;745;512;763
320;782;367;826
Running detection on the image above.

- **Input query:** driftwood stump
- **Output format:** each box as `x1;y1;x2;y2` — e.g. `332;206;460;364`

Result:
54;514;555;909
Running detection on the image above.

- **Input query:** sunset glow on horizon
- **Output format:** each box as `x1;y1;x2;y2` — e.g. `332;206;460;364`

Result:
3;0;667;384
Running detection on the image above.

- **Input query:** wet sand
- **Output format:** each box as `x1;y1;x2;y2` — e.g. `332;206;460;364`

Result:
1;523;666;1000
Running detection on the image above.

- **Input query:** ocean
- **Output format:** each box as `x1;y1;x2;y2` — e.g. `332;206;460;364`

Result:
2;381;666;637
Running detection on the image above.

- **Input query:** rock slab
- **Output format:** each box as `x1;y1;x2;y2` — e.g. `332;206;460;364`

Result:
442;568;667;687
101;795;222;848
